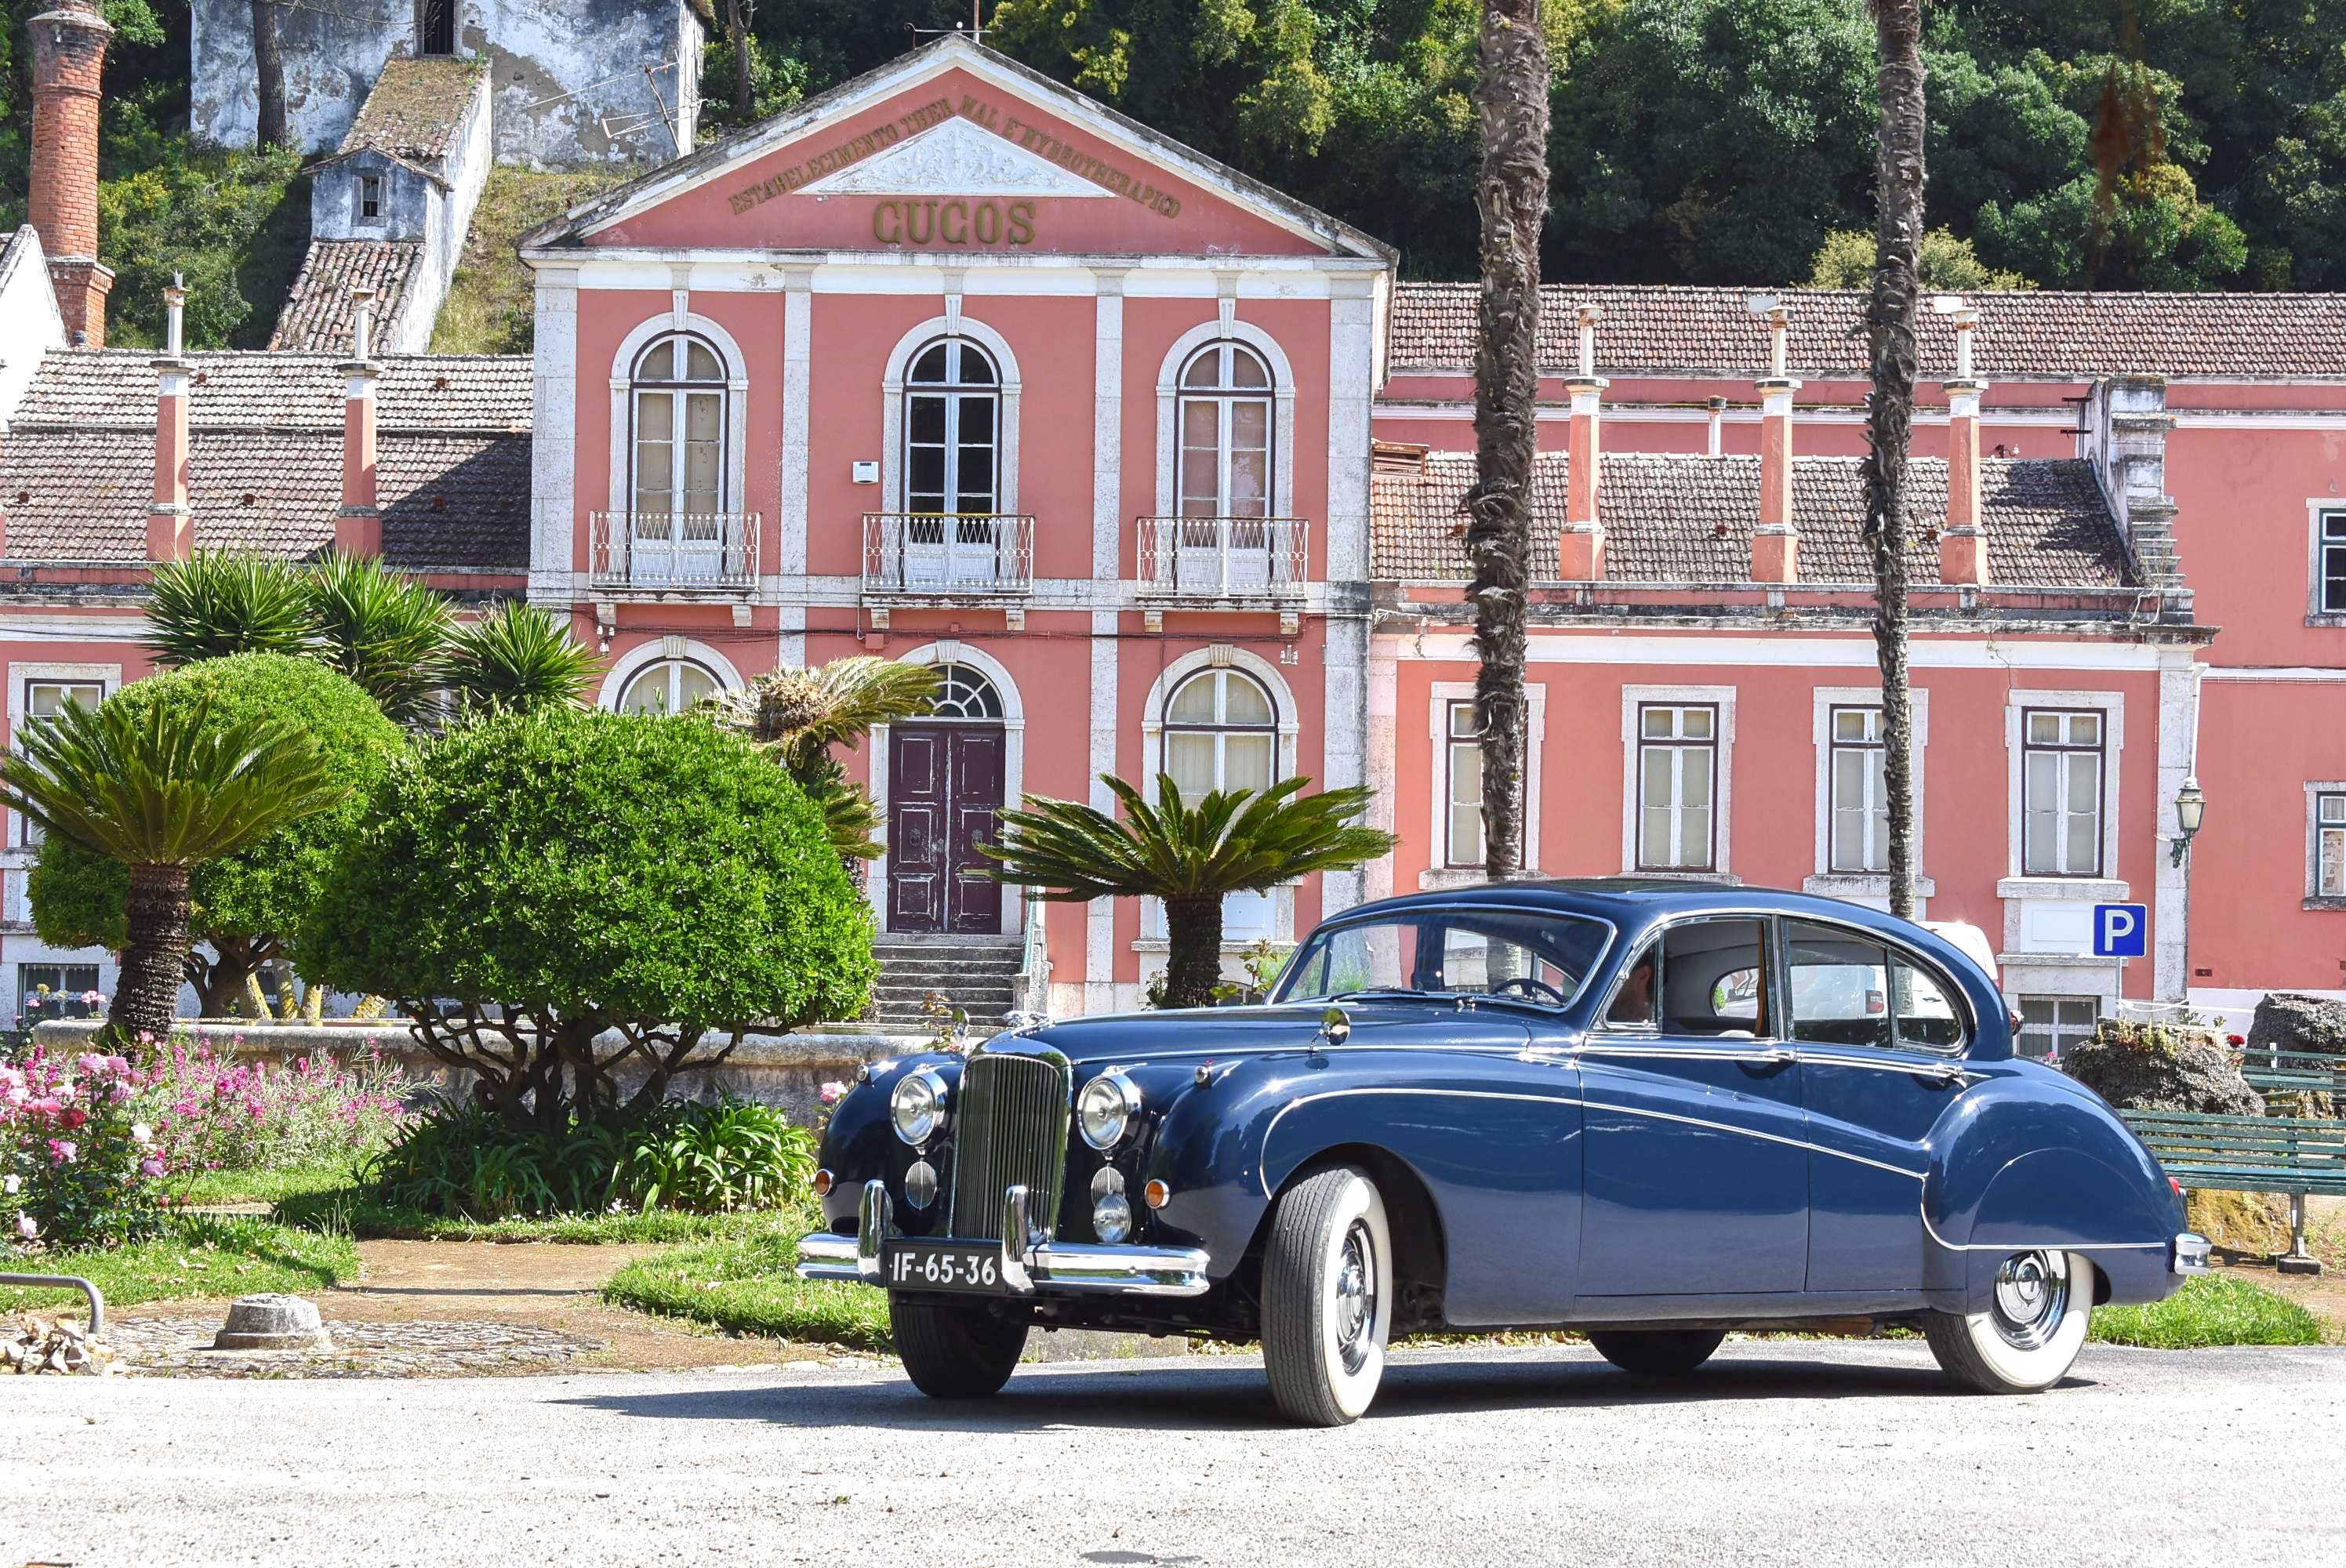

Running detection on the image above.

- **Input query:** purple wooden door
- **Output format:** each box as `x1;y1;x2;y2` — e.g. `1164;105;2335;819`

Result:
888;724;1004;934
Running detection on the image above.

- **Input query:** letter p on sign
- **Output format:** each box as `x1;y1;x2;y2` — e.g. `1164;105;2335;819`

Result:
2093;902;2148;958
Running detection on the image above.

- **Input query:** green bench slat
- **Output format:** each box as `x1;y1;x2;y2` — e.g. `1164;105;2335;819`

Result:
2118;1109;2346;1196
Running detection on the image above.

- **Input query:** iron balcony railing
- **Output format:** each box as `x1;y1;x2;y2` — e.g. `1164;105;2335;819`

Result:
590;511;760;592
1135;515;1309;599
862;512;1037;596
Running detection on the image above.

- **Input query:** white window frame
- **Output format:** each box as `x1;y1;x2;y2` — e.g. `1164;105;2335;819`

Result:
2014;993;2100;1061
2307;782;2346;906
2018;707;2109;878
2000;690;2123;890
628;332;731;518
2308;502;2346;624
1426;679;1545;882
1153;318;1295;520
1806;685;1934;906
1135;645;1300;946
881;313;1021;516
1158;666;1281;800
607;313;749;558
1175;342;1276;520
901;336;1003;516
1621;684;1735;879
8;663;117;851
596;636;743;713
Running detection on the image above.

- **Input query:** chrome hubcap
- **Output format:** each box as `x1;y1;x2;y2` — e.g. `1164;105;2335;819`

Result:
1989;1250;2070;1351
1333;1220;1378;1374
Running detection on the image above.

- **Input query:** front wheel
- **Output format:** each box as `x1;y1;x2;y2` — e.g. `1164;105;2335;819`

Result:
1588;1329;1726;1376
1261;1165;1394;1426
890;1295;1029;1399
1923;1250;2094;1394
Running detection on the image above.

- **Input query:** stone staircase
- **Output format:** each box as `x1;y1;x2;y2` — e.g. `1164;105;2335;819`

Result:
866;935;1026;1031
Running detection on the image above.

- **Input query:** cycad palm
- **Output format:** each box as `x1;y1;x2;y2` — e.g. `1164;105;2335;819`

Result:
307;554;456;726
143;554;313;666
704;658;939;859
0;698;350;1044
982;775;1395;1010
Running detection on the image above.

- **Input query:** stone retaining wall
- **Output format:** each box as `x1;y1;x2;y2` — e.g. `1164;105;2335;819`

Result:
31;1019;921;1128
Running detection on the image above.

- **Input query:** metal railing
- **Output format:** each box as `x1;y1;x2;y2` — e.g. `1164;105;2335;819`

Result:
1009;894;1051;1026
589;511;761;591
862;512;1036;595
1135;515;1309;599
0;1273;103;1336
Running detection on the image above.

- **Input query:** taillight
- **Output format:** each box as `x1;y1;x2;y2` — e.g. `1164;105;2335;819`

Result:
2170;1177;2184;1197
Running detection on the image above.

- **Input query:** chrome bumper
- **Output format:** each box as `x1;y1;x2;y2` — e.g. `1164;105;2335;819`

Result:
2173;1231;2212;1276
794;1178;1212;1299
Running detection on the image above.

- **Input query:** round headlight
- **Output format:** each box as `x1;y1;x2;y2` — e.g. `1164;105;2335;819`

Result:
890;1066;949;1145
1077;1070;1140;1151
1092;1192;1133;1244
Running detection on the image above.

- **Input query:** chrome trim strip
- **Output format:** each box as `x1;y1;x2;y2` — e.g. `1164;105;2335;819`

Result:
1917;1207;2166;1254
1579;1098;1927;1180
795;1231;859;1283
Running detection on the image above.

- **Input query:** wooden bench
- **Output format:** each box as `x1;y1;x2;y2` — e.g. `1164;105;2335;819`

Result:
2238;1048;2346;1097
2121;1110;2346;1276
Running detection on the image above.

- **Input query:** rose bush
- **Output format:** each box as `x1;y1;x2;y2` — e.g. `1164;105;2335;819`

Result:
1;1047;167;1250
133;1029;413;1178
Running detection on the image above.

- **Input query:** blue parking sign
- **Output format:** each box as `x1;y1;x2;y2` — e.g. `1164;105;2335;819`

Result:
2092;903;2148;958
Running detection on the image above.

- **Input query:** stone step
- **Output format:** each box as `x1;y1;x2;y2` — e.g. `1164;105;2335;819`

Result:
871;966;1022;987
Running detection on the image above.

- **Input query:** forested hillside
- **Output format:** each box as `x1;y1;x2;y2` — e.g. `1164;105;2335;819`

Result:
4;0;2341;348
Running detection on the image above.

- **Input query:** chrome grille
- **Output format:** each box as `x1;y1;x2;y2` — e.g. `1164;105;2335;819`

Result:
948;1049;1070;1240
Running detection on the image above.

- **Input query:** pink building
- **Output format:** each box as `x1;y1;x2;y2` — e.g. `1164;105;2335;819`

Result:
0;34;2337;1050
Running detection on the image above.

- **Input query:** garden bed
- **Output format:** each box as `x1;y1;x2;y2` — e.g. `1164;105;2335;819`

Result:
272;1189;797;1246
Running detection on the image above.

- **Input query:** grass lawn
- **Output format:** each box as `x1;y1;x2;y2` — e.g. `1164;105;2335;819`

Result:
601;1214;894;1353
273;1186;805;1246
2090;1274;2322;1349
0;1214;359;1315
169;1163;358;1207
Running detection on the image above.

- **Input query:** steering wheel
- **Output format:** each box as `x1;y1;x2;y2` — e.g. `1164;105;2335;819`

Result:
1492;975;1569;1006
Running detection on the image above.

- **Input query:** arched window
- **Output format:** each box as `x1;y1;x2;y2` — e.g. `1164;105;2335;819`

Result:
618;659;721;715
628;333;729;584
929;662;1004;720
1178;343;1273;520
1161;668;1277;800
905;339;999;516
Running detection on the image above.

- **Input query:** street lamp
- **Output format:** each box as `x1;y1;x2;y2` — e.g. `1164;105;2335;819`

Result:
2170;778;2206;868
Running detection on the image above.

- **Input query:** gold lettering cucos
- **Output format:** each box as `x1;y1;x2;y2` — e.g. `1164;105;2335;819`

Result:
871;198;1037;248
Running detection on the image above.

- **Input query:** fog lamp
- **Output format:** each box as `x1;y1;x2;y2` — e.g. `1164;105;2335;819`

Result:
1077;1070;1140;1150
890;1066;950;1145
1093;1192;1133;1244
903;1159;939;1210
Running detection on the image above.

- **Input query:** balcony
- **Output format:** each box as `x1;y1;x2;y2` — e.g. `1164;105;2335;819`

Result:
1135;515;1309;603
590;511;760;593
862;512;1036;598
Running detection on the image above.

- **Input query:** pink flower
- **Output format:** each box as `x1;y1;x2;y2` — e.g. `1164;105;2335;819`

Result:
47;1138;77;1165
14;1214;33;1240
819;1081;848;1106
140;1156;166;1178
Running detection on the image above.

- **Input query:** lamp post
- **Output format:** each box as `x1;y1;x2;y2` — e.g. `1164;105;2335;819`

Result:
2170;777;2206;1011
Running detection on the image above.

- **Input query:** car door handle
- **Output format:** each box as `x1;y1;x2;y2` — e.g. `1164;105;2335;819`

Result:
1916;1063;1966;1087
1746;1046;1796;1070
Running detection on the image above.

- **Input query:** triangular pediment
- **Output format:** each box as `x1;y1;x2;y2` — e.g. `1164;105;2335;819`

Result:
798;115;1106;198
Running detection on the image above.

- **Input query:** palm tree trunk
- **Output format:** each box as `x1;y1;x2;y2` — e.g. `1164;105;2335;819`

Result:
112;863;193;1049
1161;895;1227;1011
1469;0;1549;883
1862;0;1927;920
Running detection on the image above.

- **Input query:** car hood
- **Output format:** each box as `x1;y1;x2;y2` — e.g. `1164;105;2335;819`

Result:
1003;1000;1543;1067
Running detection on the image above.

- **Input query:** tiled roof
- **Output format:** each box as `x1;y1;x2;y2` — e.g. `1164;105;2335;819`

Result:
267;240;426;354
1388;282;2346;380
1371;450;2138;590
0;350;530;569
339;55;485;165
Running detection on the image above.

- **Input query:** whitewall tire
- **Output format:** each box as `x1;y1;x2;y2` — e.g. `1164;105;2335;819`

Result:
1923;1250;2094;1394
1261;1165;1393;1426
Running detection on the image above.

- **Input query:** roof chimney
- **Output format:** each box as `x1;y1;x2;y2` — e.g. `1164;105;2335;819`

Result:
336;289;383;557
1935;300;1989;586
27;1;114;348
1557;303;1607;580
1705;396;1727;457
147;281;192;562
1749;299;1799;583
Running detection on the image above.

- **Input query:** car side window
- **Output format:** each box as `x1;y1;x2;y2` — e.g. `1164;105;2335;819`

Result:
1785;920;1893;1050
1658;918;1768;1037
1603;942;1659;1027
1890;953;1966;1051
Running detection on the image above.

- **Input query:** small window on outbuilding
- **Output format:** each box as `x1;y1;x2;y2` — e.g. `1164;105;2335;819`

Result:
418;0;457;56
356;175;383;223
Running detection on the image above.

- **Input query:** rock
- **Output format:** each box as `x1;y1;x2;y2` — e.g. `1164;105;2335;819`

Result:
2061;1019;2264;1114
7;1314;118;1374
2248;993;2346;1057
213;1293;332;1352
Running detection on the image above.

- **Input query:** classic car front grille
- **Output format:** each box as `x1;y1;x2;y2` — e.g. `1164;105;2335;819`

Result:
949;1051;1070;1240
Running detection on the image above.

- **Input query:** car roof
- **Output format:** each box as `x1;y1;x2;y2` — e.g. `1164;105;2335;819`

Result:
1331;878;1963;948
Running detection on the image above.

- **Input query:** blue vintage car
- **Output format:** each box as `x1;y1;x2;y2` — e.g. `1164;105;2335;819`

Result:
799;880;2208;1425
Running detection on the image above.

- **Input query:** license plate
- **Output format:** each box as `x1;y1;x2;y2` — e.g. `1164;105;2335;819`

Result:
881;1238;1012;1294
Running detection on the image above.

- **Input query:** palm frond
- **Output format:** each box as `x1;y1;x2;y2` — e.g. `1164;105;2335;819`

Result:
441;604;597;715
0;695;350;869
306;554;456;725
143;554;314;666
704;658;940;761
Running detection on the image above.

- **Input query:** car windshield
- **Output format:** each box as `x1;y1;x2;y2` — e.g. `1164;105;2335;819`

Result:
1274;909;1612;1009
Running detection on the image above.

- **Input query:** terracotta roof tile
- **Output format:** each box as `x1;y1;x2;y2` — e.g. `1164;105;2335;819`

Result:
1389;282;2346;380
339;55;485;165
267;240;426;354
9;350;531;431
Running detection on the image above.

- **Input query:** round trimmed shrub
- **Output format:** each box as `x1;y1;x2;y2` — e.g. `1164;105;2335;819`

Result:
27;653;405;1014
301;705;875;1126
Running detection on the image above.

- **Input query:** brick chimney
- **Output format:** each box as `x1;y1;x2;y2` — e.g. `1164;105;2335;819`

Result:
147;282;192;563
336;289;383;557
1750;303;1799;583
1557;303;1607;580
1938;305;1990;586
26;1;114;348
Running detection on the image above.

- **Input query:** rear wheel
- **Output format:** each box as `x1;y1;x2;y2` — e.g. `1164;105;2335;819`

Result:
890;1295;1029;1399
1261;1165;1393;1426
1923;1250;2094;1394
1587;1329;1726;1376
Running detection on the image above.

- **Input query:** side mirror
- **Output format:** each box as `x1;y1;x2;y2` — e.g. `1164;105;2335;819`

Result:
1320;1005;1352;1047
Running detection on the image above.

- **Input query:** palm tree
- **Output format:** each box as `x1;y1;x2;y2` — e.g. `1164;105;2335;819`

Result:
1467;0;1549;881
1861;0;1927;917
982;775;1396;1011
143;554;313;666
307;554;456;727
703;657;940;861
441;603;598;714
0;697;348;1044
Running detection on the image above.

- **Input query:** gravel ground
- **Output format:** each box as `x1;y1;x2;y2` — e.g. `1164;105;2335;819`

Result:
2;1338;2340;1567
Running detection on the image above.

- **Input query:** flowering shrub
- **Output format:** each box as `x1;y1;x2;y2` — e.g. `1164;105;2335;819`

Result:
133;1029;412;1178
0;1047;166;1250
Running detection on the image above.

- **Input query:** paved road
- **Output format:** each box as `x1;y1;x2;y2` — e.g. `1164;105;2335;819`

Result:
5;1339;2340;1566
